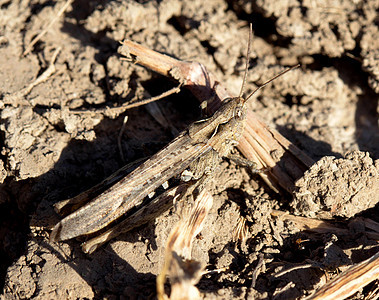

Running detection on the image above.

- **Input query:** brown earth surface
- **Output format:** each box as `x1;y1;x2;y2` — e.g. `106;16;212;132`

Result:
0;0;378;299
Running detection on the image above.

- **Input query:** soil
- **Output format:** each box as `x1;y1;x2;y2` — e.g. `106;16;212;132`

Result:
0;0;378;299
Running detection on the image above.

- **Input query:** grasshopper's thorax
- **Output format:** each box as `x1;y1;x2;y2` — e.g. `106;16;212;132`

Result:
188;96;247;156
208;96;247;156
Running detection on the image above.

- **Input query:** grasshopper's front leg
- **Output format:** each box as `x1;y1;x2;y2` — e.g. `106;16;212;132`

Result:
226;154;263;174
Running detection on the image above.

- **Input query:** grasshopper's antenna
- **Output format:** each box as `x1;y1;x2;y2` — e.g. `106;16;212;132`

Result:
243;64;300;104
238;24;253;98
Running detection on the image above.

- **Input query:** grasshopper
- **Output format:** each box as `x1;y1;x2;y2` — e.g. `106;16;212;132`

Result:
50;35;297;248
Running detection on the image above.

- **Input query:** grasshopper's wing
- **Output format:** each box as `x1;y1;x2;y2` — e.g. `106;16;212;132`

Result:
50;133;211;242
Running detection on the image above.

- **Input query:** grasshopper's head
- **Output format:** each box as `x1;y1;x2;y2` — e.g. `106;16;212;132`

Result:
215;95;247;125
211;62;300;156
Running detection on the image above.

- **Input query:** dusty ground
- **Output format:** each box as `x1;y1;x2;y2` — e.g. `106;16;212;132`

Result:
0;0;378;299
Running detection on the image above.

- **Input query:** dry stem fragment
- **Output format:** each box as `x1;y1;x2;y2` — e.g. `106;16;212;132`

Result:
117;116;129;162
271;210;379;240
272;210;379;299
305;251;379;300
157;189;213;300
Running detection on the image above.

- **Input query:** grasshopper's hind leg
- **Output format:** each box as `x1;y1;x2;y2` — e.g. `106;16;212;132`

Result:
81;183;190;254
54;158;147;216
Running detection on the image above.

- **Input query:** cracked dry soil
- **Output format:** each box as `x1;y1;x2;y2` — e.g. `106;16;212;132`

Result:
0;0;378;299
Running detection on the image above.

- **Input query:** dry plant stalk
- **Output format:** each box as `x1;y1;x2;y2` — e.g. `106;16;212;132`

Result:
120;41;314;193
305;251;379;300
272;210;379;299
271;210;379;240
271;210;350;235
157;189;213;300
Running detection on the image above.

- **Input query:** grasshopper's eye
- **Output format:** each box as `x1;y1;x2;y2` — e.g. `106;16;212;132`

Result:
235;107;243;118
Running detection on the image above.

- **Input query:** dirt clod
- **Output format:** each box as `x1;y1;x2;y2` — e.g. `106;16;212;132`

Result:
293;151;379;219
